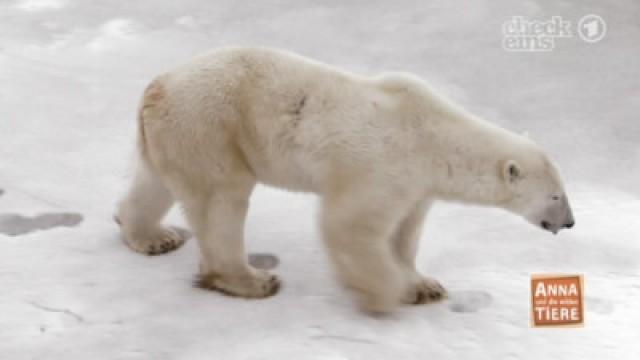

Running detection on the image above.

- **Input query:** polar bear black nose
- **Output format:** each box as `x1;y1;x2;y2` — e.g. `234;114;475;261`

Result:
563;221;575;229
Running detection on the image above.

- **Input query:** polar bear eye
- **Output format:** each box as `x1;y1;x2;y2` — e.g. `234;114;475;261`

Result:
551;195;560;201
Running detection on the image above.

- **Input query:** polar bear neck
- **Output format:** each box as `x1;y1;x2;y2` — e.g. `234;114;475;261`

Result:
412;96;531;208
431;120;513;206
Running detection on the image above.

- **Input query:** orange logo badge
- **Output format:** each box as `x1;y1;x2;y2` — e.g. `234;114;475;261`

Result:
531;274;584;327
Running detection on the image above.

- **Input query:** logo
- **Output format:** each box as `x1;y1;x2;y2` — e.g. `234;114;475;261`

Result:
531;274;584;327
577;14;607;43
502;15;606;51
502;16;572;51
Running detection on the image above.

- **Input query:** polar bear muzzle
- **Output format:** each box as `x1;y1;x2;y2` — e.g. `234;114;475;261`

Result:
539;195;574;234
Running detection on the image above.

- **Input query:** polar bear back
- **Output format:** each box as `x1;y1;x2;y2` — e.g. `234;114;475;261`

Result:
146;47;426;193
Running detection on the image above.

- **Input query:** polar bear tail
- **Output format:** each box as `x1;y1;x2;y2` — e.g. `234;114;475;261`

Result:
136;77;168;170
136;101;150;166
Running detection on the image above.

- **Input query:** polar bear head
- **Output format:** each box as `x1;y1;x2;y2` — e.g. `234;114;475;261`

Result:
500;153;574;234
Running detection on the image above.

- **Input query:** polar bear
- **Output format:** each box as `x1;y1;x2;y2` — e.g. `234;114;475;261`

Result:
116;47;574;312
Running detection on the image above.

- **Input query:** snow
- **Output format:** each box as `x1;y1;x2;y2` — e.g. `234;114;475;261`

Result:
1;0;639;359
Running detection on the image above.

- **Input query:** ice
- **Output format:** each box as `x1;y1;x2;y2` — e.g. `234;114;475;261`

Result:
1;0;639;359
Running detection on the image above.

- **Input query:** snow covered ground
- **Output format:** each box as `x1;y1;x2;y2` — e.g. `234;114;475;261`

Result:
1;0;639;359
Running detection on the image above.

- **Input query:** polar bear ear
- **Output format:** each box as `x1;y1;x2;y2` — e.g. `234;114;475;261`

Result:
502;160;522;185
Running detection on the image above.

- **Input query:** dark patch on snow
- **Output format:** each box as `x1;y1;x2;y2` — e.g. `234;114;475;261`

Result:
0;189;4;197
0;212;83;236
27;301;85;322
447;290;493;313
248;253;280;270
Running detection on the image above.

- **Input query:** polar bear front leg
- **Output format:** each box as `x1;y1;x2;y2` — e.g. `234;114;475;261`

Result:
180;181;280;299
321;187;410;313
392;199;447;304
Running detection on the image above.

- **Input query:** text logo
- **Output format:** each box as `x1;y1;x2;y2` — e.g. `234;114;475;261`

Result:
502;15;606;51
531;274;584;327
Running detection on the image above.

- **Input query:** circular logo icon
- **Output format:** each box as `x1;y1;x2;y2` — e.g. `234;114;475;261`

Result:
577;14;607;43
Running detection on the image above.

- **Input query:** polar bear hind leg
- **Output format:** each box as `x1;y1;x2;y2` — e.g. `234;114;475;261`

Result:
116;161;187;255
159;162;280;298
126;74;280;298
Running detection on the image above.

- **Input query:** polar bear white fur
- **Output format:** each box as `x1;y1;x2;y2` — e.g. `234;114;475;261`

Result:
116;47;574;313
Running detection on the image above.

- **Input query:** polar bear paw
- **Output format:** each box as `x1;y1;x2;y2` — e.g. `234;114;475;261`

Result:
195;269;281;298
404;276;447;304
123;226;188;255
